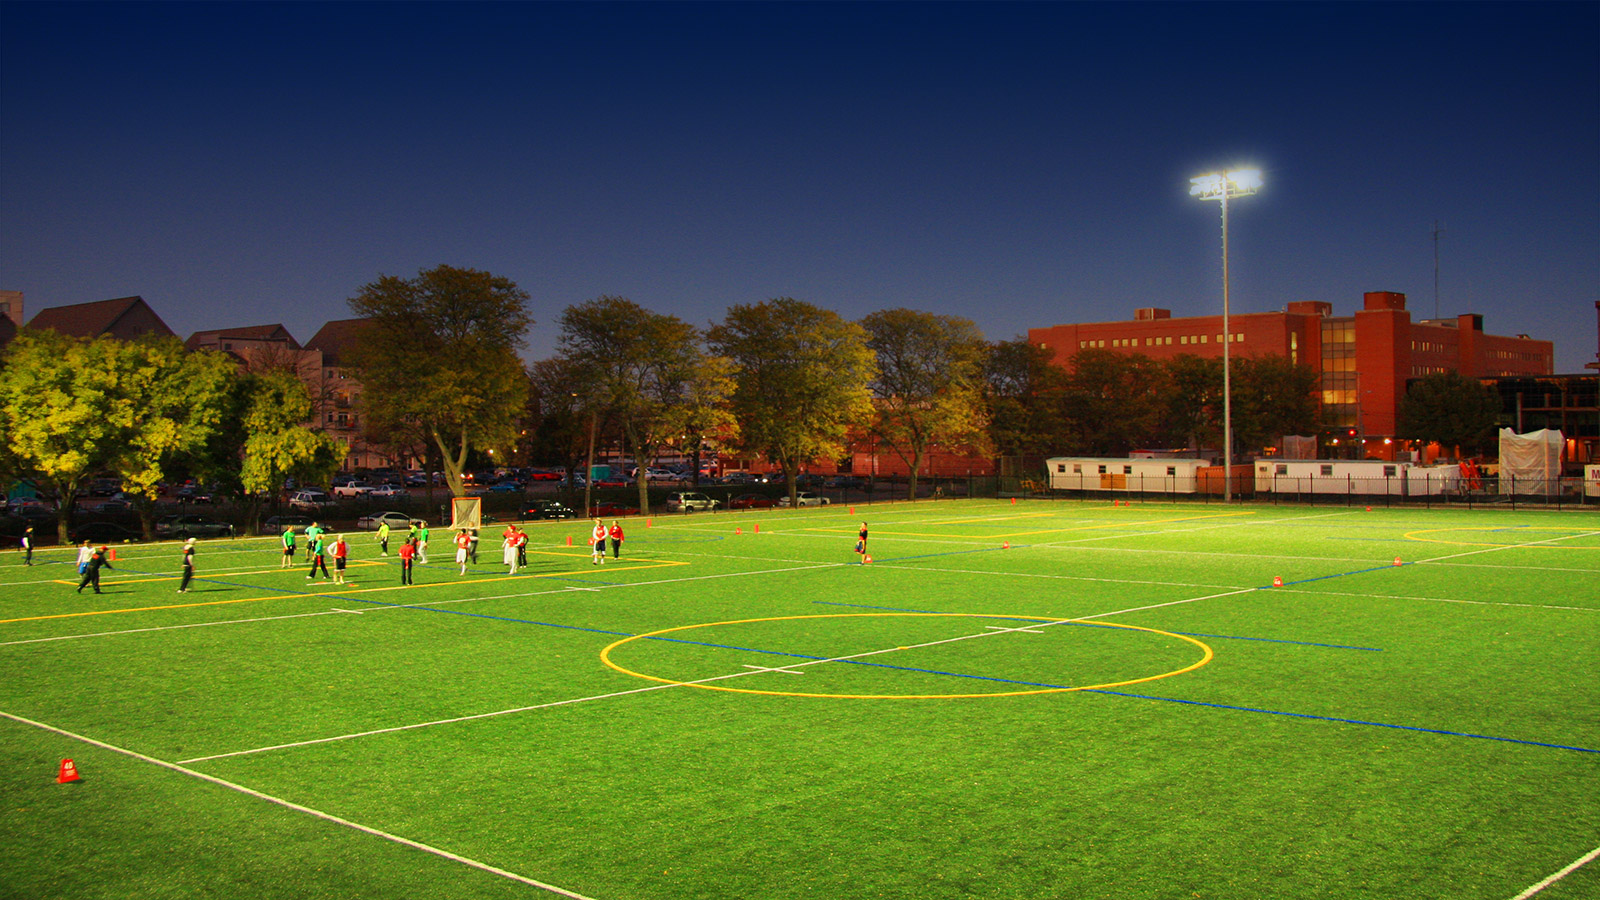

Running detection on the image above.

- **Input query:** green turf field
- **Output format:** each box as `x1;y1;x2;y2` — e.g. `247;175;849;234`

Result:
2;500;1597;900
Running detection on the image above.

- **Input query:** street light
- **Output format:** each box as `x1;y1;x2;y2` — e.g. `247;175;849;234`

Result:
1190;167;1262;502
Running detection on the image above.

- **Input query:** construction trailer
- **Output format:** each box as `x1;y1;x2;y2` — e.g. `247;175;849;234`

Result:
1046;457;1211;494
1586;464;1600;498
1253;459;1462;497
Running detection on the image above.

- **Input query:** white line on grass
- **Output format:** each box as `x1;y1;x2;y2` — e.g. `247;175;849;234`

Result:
0;709;602;900
1419;530;1600;564
1509;842;1600;900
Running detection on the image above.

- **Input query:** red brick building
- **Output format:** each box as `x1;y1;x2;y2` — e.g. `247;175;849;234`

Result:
1028;291;1554;457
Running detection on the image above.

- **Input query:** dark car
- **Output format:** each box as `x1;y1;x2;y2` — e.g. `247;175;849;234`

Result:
729;493;778;510
71;522;142;544
263;515;313;534
522;500;576;520
155;515;236;538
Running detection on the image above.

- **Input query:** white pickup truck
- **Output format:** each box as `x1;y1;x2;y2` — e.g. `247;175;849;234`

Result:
331;480;373;498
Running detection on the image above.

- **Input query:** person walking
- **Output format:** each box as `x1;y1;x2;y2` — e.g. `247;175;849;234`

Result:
376;521;391;556
590;518;608;565
417;521;430;565
178;538;196;593
21;526;33;566
398;536;417;585
76;540;93;576
856;521;869;563
77;546;112;594
455;529;471;575
306;533;330;581
280;525;298;568
609;520;624;559
331;534;349;585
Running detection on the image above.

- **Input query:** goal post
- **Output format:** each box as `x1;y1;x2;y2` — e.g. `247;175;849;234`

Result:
449;497;483;531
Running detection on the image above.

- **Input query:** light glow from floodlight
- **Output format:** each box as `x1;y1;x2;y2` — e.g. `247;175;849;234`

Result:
1190;168;1264;200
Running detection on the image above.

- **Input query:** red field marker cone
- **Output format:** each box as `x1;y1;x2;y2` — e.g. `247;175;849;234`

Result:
849;506;855;515
863;555;872;564
1272;575;1284;587
1002;541;1010;549
735;527;742;535
57;759;80;783
647;518;652;528
1010;497;1016;505
1365;506;1372;512
109;548;117;561
754;523;760;534
566;535;572;547
1394;557;1403;567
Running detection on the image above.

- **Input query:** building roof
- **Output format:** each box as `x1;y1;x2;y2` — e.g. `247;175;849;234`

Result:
26;296;177;339
304;318;374;367
184;324;300;352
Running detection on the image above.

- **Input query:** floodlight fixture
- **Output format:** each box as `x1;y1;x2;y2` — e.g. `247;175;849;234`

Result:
1189;167;1263;503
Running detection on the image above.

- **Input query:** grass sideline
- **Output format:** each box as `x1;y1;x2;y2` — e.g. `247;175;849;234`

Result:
2;500;1597;900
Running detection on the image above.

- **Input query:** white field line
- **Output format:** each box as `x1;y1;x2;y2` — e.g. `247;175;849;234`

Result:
1509;843;1600;900
181;584;1255;764
0;709;600;900
1417;530;1600;564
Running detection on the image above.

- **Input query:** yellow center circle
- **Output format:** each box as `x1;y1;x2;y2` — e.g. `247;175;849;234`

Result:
1404;526;1600;548
599;613;1214;699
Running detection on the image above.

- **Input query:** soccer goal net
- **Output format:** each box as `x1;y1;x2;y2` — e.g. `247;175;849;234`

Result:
450;497;483;530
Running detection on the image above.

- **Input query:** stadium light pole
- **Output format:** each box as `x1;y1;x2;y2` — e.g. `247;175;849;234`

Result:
1189;168;1262;503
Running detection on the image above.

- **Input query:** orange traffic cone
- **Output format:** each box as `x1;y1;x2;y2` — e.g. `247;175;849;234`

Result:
1394;557;1403;567
735;527;742;535
1002;541;1010;550
565;535;572;547
1272;575;1284;587
57;759;80;783
863;555;872;564
754;523;760;533
109;548;117;561
1010;497;1016;505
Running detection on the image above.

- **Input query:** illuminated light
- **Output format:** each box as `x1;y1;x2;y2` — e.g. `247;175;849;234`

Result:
1226;168;1264;191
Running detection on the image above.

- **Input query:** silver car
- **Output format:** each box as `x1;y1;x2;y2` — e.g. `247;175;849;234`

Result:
665;492;720;512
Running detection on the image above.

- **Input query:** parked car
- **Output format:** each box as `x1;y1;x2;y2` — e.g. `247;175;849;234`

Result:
367;484;406;498
826;476;868;490
776;492;830;508
485;482;521;493
155;515;236;538
175;485;214;503
629;466;679;482
405;472;429;487
525;469;562;481
721;472;769;485
288;490;335;511
71;522;141;544
522;499;576;520
263;515;313;534
666;491;720;512
594;476;630;488
356;511;414;531
729;493;778;510
588;501;639;517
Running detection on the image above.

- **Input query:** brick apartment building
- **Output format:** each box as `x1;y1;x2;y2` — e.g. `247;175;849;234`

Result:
1028;291;1555;459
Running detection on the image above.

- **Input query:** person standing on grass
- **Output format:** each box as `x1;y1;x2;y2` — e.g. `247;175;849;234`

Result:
304;521;324;562
417;520;430;565
177;538;196;593
503;529;519;574
609;520;624;559
376;520;391;556
76;540;93;575
77;546;111;594
468;527;480;564
455;529;471;575
306;533;330;581
399;536;417;584
591;518;608;565
331;534;349;585
515;525;528;568
21;526;33;566
856;521;868;563
280;525;297;568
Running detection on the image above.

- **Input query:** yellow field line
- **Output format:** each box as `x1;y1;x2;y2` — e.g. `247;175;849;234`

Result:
0;559;688;624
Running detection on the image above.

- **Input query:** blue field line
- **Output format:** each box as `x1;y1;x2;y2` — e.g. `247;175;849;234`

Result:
812;600;1382;652
872;545;1025;564
1085;689;1600;755
1276;563;1409;587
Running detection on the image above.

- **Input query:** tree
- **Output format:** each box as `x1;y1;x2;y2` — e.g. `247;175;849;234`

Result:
1229;355;1321;454
345;265;534;499
1062;349;1167;455
983;338;1071;459
557;297;733;515
708;298;877;504
1398;371;1501;456
861;309;990;499
0;331;234;542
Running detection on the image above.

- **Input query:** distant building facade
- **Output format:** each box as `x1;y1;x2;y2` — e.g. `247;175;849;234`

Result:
1029;291;1555;458
304;318;386;471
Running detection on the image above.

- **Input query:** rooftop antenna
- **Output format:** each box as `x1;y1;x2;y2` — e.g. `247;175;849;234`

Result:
1432;220;1445;319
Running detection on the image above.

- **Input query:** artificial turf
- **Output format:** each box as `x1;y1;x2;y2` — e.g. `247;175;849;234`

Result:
2;500;1596;899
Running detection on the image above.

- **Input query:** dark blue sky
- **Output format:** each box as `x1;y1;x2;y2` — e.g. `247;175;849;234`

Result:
3;2;1596;370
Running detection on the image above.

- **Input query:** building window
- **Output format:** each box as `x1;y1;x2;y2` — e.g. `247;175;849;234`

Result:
1166;466;1176;476
1057;464;1066;473
1383;466;1396;477
1276;464;1288;475
1097;465;1107;474
1123;465;1132;474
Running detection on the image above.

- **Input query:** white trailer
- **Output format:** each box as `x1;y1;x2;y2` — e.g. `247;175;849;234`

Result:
1047;457;1210;494
1253;459;1461;496
1585;465;1600;498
